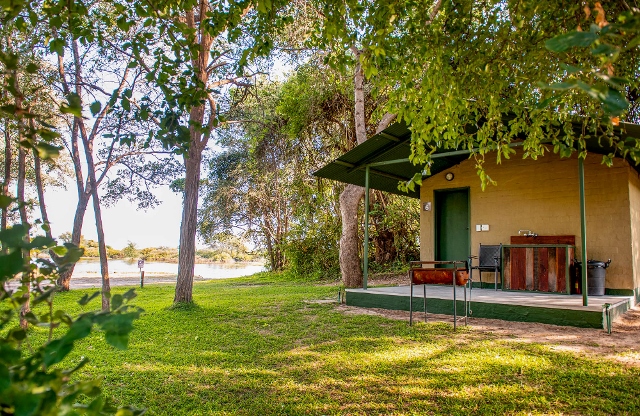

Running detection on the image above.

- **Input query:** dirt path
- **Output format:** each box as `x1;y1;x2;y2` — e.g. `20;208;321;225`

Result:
5;272;189;291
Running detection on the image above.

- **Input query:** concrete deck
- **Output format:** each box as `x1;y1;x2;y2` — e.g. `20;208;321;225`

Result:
346;285;636;329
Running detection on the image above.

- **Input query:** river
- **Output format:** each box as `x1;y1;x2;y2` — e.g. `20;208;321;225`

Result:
72;259;265;280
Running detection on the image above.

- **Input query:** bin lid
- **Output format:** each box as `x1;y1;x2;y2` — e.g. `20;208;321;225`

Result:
587;260;608;268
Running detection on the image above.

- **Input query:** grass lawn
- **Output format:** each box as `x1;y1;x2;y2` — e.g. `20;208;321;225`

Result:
41;273;640;415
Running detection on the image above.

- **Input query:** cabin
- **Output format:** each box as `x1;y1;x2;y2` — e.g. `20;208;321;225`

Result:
314;121;640;329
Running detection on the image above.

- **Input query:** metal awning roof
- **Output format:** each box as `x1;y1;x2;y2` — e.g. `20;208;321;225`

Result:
313;120;640;199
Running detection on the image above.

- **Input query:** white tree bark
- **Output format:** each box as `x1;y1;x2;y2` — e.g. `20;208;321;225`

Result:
338;49;397;287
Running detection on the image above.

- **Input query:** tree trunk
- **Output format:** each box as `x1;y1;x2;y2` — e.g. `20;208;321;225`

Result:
57;189;90;290
77;120;110;310
92;187;111;311
339;184;365;287
66;39;112;309
1;119;11;250
174;143;203;304
33;151;53;237
173;3;213;304
56;117;90;290
338;54;368;287
337;48;396;287
17;142;30;329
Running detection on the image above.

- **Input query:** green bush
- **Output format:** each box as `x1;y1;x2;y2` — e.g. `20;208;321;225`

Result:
283;232;340;280
0;221;144;415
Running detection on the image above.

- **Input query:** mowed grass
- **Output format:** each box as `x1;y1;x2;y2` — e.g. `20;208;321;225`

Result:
39;273;640;415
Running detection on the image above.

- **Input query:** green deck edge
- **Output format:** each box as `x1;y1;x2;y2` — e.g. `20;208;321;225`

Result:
604;301;631;332
605;288;640;302
345;290;631;329
471;282;503;289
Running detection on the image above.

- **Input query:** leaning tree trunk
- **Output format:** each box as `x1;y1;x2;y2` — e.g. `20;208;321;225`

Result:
79;133;111;310
57;189;90;290
68;38;114;309
92;192;111;311
78;120;111;310
57;120;90;290
174;140;203;304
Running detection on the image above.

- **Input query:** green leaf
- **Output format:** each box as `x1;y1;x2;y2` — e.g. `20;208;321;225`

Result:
600;88;630;116
0;345;21;364
49;38;65;56
61;93;83;117
51;245;68;256
101;313;139;350
28;235;56;249
0;224;28;246
10;328;26;341
545;31;598;52
14;392;40;416
559;63;584;74
535;96;560;109
58;243;84;265
122;288;137;301
0;363;10;393
90;101;102;116
111;294;124;310
32;287;57;304
36;142;62;159
78;292;100;306
64;316;93;342
545;80;578;90
42;339;73;367
25;63;39;74
0;195;13;209
591;43;619;58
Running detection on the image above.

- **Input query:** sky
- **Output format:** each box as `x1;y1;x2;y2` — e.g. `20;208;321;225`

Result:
39;60;293;251
45;185;186;250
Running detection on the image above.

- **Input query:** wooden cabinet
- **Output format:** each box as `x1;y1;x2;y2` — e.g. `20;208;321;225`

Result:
502;236;575;294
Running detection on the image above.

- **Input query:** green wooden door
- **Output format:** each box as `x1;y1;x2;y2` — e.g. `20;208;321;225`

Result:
435;189;470;263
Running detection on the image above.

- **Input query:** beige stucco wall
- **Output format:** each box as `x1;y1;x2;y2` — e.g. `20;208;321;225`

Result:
419;151;636;290
628;169;640;291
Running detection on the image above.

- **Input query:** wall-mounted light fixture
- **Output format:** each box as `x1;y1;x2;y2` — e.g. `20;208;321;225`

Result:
445;172;454;181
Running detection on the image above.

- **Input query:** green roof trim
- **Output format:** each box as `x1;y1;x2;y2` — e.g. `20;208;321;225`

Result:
313;121;640;199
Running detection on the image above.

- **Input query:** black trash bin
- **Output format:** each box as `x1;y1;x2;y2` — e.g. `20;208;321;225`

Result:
575;259;611;296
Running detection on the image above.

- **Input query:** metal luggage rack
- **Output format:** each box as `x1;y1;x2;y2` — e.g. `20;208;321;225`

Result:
408;260;470;329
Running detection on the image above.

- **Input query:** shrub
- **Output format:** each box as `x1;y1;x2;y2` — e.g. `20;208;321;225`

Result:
0;222;144;415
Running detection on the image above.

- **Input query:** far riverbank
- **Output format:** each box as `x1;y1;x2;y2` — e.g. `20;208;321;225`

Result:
78;256;264;265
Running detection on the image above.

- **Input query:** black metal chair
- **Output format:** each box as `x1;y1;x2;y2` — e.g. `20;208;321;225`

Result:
468;244;502;290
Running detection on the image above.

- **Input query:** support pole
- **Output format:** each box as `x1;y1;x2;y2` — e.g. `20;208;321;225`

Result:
579;157;588;306
363;166;370;290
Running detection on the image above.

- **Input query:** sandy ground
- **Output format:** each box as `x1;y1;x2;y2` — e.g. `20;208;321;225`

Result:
337;273;640;367
5;272;187;290
67;272;184;289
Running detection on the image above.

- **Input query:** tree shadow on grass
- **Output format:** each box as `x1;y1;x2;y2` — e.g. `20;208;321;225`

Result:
78;289;640;415
97;317;640;415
